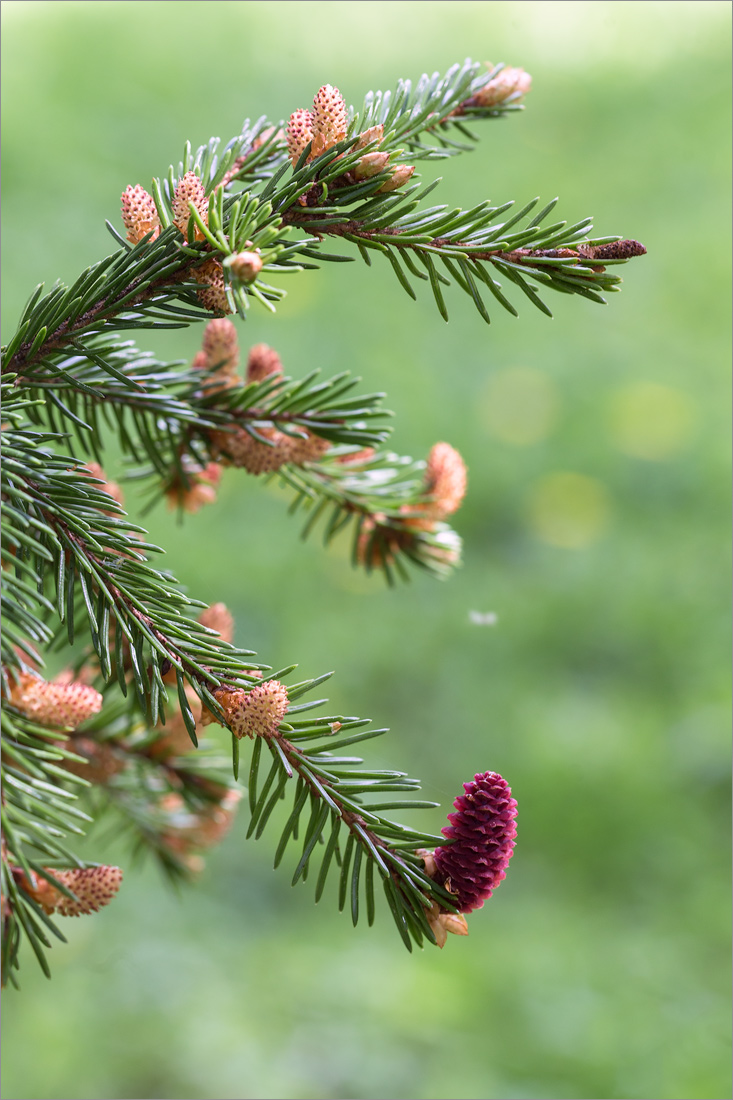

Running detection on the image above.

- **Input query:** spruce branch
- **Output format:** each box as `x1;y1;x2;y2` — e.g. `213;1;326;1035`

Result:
2;58;646;980
2;60;645;392
206;685;461;950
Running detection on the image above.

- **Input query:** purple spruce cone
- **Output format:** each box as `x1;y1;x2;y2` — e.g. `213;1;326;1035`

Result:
433;771;517;912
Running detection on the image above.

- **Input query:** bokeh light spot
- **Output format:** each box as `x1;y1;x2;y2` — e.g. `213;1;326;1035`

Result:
480;366;560;446
526;472;611;549
608;382;697;461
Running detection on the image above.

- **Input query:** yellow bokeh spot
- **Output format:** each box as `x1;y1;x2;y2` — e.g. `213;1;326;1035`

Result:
480;366;559;446
527;472;611;549
608;382;696;461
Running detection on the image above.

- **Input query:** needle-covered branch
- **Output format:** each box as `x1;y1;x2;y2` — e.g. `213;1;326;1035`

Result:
2;59;645;392
2;58;645;981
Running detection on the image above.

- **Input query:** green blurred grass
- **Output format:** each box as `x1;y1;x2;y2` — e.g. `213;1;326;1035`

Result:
1;3;731;1098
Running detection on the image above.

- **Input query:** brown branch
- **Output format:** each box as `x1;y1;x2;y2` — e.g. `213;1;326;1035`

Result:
270;728;435;913
282;207;646;276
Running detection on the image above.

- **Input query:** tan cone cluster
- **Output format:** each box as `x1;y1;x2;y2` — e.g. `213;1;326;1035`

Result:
152;604;237;758
210;424;329;474
159;789;242;873
286;87;413;194
246;343;284;384
202;679;289;739
171;176;230;314
193;257;231;315
165;460;222;514
192;317;240;398
423;442;468;519
7;672;103;731
120;173;230;314
206;337;329;472
120;184;161;244
188;327;329;475
201;318;240;375
285;84;348;165
172;171;208;240
311;84;348;157
21;865;123;917
356;443;467;570
63;737;125;784
197;602;235;644
78;462;124;511
286;108;316;166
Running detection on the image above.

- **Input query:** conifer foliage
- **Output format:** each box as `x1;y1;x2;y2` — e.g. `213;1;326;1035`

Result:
1;60;645;983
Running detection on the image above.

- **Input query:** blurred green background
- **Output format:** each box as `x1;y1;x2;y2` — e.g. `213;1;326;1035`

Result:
2;2;730;1098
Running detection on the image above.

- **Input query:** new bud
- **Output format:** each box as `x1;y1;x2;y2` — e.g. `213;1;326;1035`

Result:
377;164;415;193
354;152;391;180
425;901;469;948
354;124;384;151
475;66;532;108
227;250;263;282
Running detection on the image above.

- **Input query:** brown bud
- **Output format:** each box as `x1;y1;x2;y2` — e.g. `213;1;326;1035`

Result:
579;239;647;261
165;462;222;514
159;790;242;870
188;788;242;847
